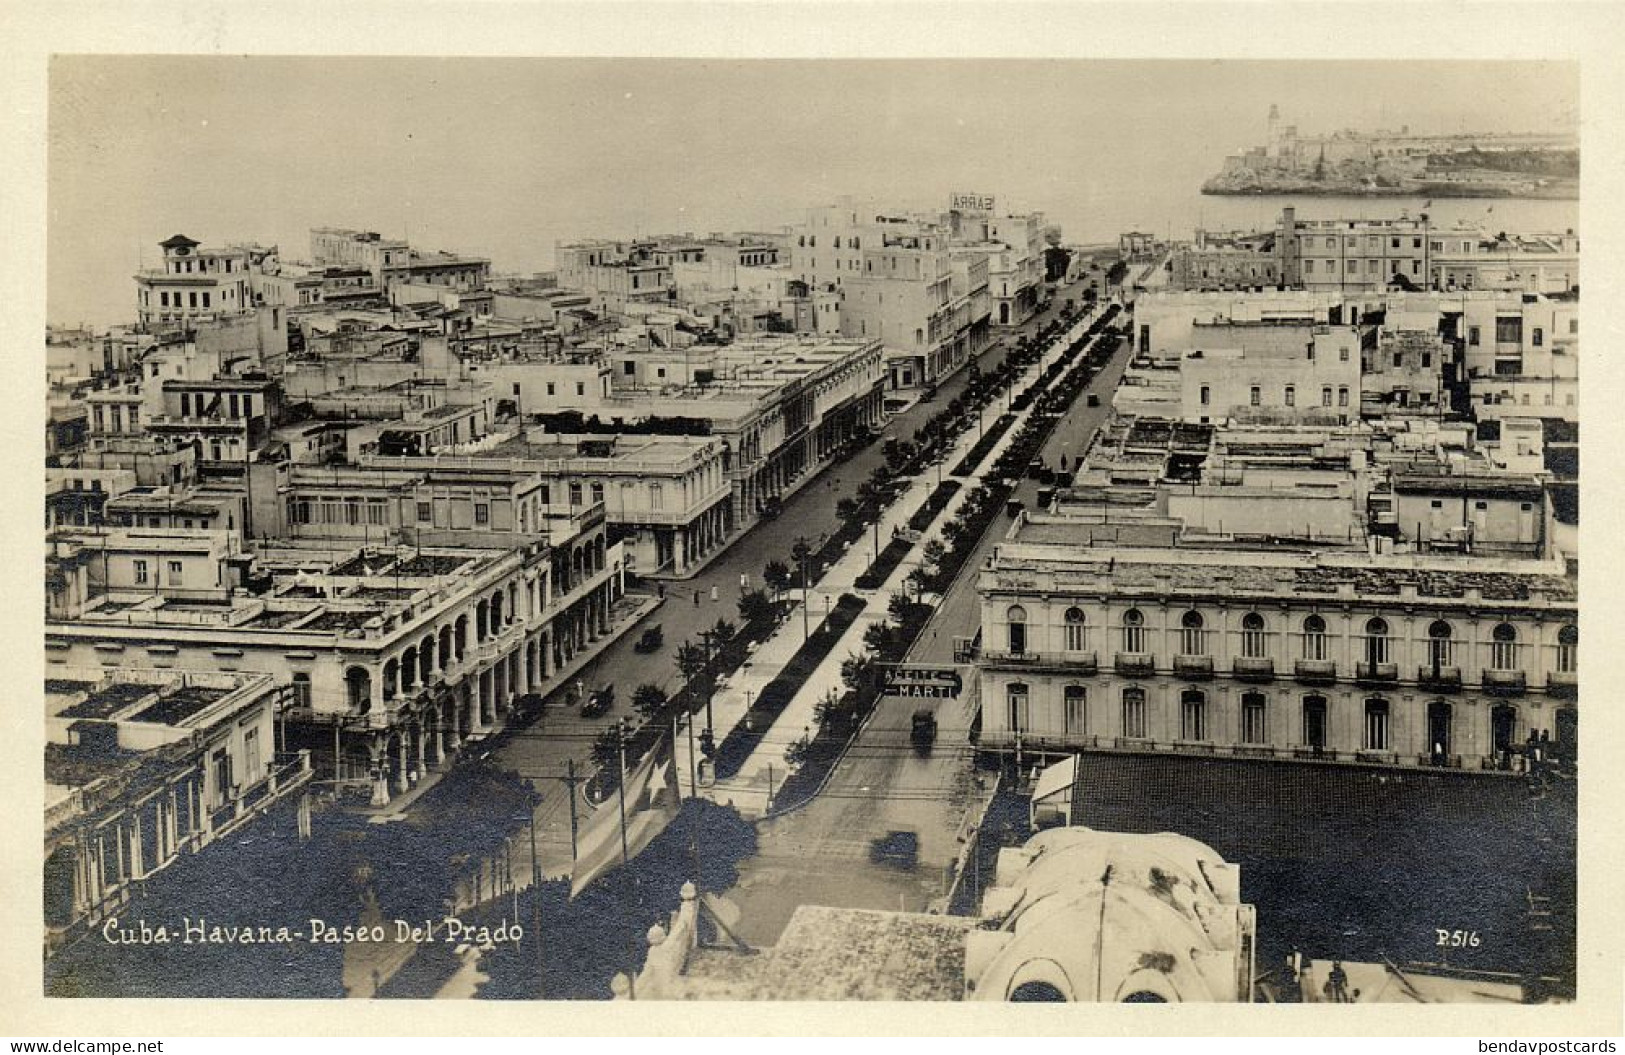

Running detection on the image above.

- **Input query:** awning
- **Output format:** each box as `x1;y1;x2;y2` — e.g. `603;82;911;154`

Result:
1030;754;1079;806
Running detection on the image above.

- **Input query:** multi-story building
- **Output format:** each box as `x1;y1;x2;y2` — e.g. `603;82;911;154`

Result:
353;429;733;577
1276;208;1437;292
1430;231;1578;295
974;533;1577;772
1131;289;1363;362
1168;230;1281;291
310;227;490;295
46;523;621;808
1180;325;1364;425
554;240;674;314
790;202;993;389
44;666;313;954
133;235;274;331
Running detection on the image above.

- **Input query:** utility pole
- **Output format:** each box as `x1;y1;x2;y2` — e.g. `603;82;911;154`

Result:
528;802;543;999
563;758;582;861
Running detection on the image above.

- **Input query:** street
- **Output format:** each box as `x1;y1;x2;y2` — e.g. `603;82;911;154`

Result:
479;277;1097;877
719;289;1131;946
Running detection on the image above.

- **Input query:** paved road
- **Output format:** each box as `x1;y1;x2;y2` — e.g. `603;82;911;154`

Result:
480;287;1091;874
722;291;1128;946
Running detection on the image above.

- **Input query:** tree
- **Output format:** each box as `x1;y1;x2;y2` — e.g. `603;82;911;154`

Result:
632;684;668;722
840;652;875;694
592;726;624;776
835;497;859;522
763;559;791;600
784;731;813;769
676;641;709;681
888;591;916;622
712;618;736;642
862;620;895;655
738;588;773;627
921;539;948;568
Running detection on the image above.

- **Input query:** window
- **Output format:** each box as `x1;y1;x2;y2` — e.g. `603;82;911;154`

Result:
1302;695;1328;750
1557;625;1577;673
1241;613;1267;658
1469;325;1481;347
1199;385;1210;406
417;501;432;522
650;483;664;510
1007;683;1029;734
1321;386;1333;407
1062;608;1086;652
1340;346;1350;362
1064;686;1087;735
568;482;584;506
1490;623;1518;670
546;383;556;396
1421;352;1431;368
243;727;262;784
292;673;312;709
1305;260;1315;275
1121;688;1147;739
591;482;604;505
1249;386;1261;407
1364;698;1390;751
1241;693;1268;744
1495;317;1523;344
575;382;585;397
1302;615;1327;661
1006;605;1028;654
1122;609;1146;653
1180;611;1205;655
134;559;149;585
1532;328;1543;347
167;560;183;584
1364;617;1390;665
1178;690;1207;741
1427;620;1454;668
1393;352;1404;368
1284;385;1295;407
1338;387;1350;407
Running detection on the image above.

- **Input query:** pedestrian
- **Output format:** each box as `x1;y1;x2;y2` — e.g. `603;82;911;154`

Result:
710;585;719;603
657;583;665;599
694;592;701;607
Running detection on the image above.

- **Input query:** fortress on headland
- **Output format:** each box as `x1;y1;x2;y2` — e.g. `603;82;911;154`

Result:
1204;106;1578;199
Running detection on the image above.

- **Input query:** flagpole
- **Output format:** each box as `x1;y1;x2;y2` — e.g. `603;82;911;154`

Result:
617;718;630;866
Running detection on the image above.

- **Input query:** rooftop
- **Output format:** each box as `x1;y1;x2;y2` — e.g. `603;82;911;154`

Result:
988;541;1575;607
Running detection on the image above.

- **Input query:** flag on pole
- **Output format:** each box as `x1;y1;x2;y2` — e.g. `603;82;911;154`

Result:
570;737;681;899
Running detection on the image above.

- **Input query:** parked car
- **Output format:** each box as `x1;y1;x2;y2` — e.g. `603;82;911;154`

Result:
634;625;664;653
580;685;615;718
870;830;920;869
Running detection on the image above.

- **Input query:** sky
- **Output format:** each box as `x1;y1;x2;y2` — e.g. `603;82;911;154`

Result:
47;57;1579;328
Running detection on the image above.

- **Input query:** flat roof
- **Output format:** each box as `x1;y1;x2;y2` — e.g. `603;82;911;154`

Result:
990;540;1575;606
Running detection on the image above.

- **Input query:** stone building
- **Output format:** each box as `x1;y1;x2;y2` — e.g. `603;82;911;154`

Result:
974;535;1577;772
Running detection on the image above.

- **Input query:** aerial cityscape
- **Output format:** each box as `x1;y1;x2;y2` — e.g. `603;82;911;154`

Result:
41;57;1580;1006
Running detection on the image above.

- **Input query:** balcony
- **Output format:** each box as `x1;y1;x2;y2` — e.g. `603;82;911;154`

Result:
982;649;1098;675
1417;665;1462;692
1355;661;1399;684
1546;670;1577;697
1293;658;1337;685
1173;654;1214;680
1232;657;1275;682
1482;669;1527;696
1114;652;1156;677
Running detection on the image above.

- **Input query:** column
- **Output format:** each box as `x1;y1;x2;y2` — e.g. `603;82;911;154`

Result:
369;736;390;807
433;705;448;765
128;813;146;881
412;721;425;783
394;732;410;794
